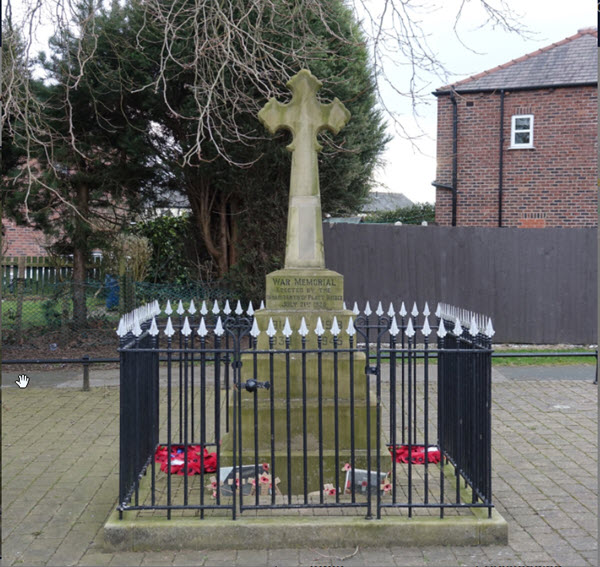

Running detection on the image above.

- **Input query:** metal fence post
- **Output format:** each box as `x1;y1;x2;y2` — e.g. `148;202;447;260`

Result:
82;355;90;391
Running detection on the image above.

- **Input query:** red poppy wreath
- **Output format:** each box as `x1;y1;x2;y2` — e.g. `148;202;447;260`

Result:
388;444;441;465
155;444;217;475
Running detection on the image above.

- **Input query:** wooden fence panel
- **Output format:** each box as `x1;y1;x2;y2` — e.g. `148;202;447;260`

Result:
324;224;597;344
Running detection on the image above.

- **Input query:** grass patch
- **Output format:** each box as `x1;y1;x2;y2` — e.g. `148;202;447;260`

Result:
1;296;118;330
492;348;597;366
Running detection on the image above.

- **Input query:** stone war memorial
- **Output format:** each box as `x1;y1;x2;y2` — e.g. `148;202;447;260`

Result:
106;69;508;551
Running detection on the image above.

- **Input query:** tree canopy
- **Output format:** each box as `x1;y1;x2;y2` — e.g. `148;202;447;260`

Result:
2;0;527;306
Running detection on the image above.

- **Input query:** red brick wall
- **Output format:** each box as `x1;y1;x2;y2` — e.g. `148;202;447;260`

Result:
435;86;598;227
2;218;50;256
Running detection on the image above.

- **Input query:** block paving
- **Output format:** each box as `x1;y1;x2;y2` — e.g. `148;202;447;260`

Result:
1;365;597;566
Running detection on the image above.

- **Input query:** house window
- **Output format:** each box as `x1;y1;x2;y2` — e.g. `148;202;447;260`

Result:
510;115;534;148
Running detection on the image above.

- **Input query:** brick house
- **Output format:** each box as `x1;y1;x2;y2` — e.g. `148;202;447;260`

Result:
2;217;51;257
433;28;597;228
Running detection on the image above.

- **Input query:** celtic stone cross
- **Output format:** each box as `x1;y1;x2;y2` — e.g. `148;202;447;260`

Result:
258;69;350;269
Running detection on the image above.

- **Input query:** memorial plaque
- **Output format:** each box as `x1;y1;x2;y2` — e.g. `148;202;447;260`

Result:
265;269;344;311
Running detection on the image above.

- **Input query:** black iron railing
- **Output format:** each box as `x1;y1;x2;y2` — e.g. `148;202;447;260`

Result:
115;300;499;520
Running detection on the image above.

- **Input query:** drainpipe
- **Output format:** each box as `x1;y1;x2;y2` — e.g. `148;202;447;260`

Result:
431;90;458;226
498;90;505;227
450;91;457;227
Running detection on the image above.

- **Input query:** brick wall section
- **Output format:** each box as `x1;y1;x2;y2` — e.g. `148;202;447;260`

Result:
435;86;598;227
2;218;50;256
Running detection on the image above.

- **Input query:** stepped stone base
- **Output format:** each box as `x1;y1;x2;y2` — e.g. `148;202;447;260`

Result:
103;463;508;551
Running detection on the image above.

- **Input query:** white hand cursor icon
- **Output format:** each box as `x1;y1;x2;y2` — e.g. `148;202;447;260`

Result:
16;374;30;389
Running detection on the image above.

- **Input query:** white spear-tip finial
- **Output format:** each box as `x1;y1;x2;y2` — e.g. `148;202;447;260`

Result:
116;317;127;337
399;302;407;317
177;300;185;315
406;318;416;338
212;300;220;315
181;317;192;337
282;317;293;338
200;300;208;316
389;315;399;337
132;315;143;337
485;319;495;338
453;317;463;336
164;317;175;338
266;318;277;338
469;316;479;337
223;300;232;315
214;316;224;336
247;301;255;317
298;317;309;337
331;316;341;337
188;299;197;315
364;301;372;316
315;317;325;336
149;317;159;337
197;317;208;337
422;316;431;337
235;300;243;315
411;302;419;317
387;302;395;318
423;302;430;317
346;316;356;337
352;302;360;316
437;318;447;338
375;301;384;316
165;300;173;315
250;318;260;338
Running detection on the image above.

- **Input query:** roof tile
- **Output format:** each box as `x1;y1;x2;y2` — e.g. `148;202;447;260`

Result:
437;29;597;92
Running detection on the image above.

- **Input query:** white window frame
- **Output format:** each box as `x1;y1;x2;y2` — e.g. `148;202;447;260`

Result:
510;114;534;149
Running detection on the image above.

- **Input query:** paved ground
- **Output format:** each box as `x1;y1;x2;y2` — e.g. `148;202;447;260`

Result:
1;364;597;566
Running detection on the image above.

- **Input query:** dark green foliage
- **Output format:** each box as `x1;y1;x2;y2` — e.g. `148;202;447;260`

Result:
363;203;436;225
132;214;210;285
41;299;61;329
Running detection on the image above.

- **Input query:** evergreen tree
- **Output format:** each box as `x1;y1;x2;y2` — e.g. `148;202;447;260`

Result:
121;0;389;298
2;2;161;327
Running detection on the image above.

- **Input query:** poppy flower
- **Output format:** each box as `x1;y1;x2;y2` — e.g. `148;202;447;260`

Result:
342;463;351;471
327;487;336;496
259;473;270;484
262;463;269;471
382;482;392;493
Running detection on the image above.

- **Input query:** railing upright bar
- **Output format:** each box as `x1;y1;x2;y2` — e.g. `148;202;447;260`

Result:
349;334;356;504
302;335;308;504
270;336;276;507
286;336;292;503
317;333;324;505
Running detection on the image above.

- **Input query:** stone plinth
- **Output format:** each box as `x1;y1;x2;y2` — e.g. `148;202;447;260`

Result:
221;266;378;494
257;268;352;350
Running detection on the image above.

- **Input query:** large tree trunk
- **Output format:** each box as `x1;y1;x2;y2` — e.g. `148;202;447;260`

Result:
72;183;89;329
187;179;235;279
